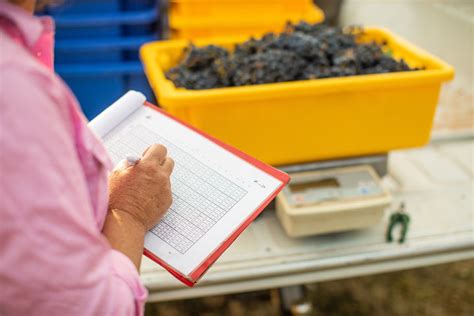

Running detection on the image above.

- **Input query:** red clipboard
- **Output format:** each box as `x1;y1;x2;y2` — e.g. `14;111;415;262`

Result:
142;102;290;287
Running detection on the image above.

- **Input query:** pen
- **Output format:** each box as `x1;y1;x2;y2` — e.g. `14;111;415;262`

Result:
126;155;141;166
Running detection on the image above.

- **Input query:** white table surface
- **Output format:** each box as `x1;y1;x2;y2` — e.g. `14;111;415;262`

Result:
140;136;474;302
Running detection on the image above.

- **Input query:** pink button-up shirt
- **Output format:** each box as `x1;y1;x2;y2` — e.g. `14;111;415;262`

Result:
0;3;147;315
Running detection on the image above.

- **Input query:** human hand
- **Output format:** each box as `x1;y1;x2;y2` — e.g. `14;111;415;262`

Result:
108;144;174;231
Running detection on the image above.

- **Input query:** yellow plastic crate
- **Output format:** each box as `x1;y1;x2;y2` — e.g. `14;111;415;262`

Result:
170;0;315;22
140;27;454;166
169;4;324;39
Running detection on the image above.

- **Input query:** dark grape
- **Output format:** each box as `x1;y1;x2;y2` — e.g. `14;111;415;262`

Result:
165;22;419;90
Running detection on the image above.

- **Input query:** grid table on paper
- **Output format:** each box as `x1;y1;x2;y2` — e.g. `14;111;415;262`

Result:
107;124;248;254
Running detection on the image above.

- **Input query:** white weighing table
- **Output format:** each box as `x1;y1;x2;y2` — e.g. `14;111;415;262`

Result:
140;135;474;302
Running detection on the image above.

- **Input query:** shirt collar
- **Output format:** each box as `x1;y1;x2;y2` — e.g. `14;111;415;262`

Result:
0;1;53;48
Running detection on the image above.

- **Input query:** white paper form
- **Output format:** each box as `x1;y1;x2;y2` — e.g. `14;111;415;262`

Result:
96;92;283;276
89;90;146;138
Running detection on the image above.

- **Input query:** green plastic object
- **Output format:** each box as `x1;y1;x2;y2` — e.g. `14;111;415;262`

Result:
387;202;410;244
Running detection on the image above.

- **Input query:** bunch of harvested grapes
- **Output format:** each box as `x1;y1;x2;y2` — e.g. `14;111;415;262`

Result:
165;22;418;90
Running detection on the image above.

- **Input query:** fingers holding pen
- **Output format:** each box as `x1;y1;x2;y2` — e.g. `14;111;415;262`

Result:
142;144;168;165
109;143;174;231
161;157;175;175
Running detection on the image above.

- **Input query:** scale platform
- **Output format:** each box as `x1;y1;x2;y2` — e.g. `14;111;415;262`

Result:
276;165;392;237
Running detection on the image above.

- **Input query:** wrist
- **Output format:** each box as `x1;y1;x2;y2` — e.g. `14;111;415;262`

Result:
107;208;147;235
103;208;147;270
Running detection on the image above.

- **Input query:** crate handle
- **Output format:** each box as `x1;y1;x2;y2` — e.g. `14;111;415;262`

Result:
55;36;157;51
56;62;144;75
53;8;158;27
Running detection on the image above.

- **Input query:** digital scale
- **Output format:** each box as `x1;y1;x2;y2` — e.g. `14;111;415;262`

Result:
276;165;392;237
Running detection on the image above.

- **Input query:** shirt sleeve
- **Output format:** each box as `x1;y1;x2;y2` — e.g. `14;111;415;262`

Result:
0;67;147;315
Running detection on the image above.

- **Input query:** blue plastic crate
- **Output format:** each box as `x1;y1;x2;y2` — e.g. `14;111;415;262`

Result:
121;0;157;11
57;62;153;119
126;74;154;101
46;0;157;13
55;35;157;63
47;0;121;15
52;8;159;39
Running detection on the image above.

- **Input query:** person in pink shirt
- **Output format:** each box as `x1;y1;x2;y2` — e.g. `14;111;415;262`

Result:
0;1;174;315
